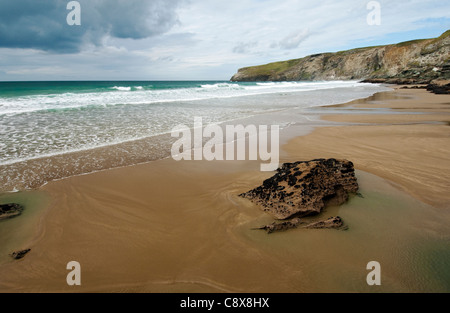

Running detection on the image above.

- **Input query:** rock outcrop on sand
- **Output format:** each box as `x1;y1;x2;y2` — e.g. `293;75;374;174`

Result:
0;203;24;221
362;78;450;95
254;216;347;234
10;249;31;260
240;159;359;220
231;30;450;86
426;79;450;94
303;216;347;230
253;218;302;234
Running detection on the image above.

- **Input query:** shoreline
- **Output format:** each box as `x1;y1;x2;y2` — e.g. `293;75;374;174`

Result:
0;86;449;292
0;83;388;192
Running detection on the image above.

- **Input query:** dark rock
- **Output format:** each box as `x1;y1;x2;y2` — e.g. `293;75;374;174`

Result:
366;77;450;95
426;79;450;94
400;85;427;89
0;203;24;221
253;216;348;233
303;216;348;230
363;77;450;94
253;218;302;234
240;159;359;220
10;249;31;260
361;78;432;85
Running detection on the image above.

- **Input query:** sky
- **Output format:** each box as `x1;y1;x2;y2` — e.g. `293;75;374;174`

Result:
0;0;449;81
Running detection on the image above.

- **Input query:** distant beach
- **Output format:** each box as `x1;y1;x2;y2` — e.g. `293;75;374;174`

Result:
0;85;449;292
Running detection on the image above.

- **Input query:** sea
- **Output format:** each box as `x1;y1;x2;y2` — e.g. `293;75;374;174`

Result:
0;80;390;191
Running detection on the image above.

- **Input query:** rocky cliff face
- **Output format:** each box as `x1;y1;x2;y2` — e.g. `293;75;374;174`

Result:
231;30;450;83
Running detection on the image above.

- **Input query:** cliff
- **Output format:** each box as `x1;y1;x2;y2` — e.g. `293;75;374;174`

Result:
230;30;450;83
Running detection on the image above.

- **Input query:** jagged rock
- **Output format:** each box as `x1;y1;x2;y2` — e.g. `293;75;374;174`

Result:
10;249;31;260
426;79;450;94
253;216;347;234
400;85;427;89
240;159;359;220
0;203;24;221
303;216;347;230
362;78;432;85
253;218;301;234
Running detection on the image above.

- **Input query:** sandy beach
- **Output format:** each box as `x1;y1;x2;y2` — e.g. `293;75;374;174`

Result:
0;87;449;293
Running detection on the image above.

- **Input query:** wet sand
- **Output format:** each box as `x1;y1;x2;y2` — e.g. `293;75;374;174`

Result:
0;87;449;292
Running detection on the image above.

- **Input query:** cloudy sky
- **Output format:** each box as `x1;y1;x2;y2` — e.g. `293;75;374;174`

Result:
0;0;449;81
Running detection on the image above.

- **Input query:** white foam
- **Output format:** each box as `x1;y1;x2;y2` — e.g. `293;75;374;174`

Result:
0;81;367;116
112;86;132;91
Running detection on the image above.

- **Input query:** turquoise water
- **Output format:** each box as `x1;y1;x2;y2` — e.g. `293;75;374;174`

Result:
0;81;244;98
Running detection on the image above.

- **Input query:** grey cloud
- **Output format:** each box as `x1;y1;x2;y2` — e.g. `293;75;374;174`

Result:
232;41;258;54
0;0;181;53
274;29;310;50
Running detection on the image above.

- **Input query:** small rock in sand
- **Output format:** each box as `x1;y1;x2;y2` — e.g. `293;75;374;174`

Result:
0;203;24;221
10;249;31;260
